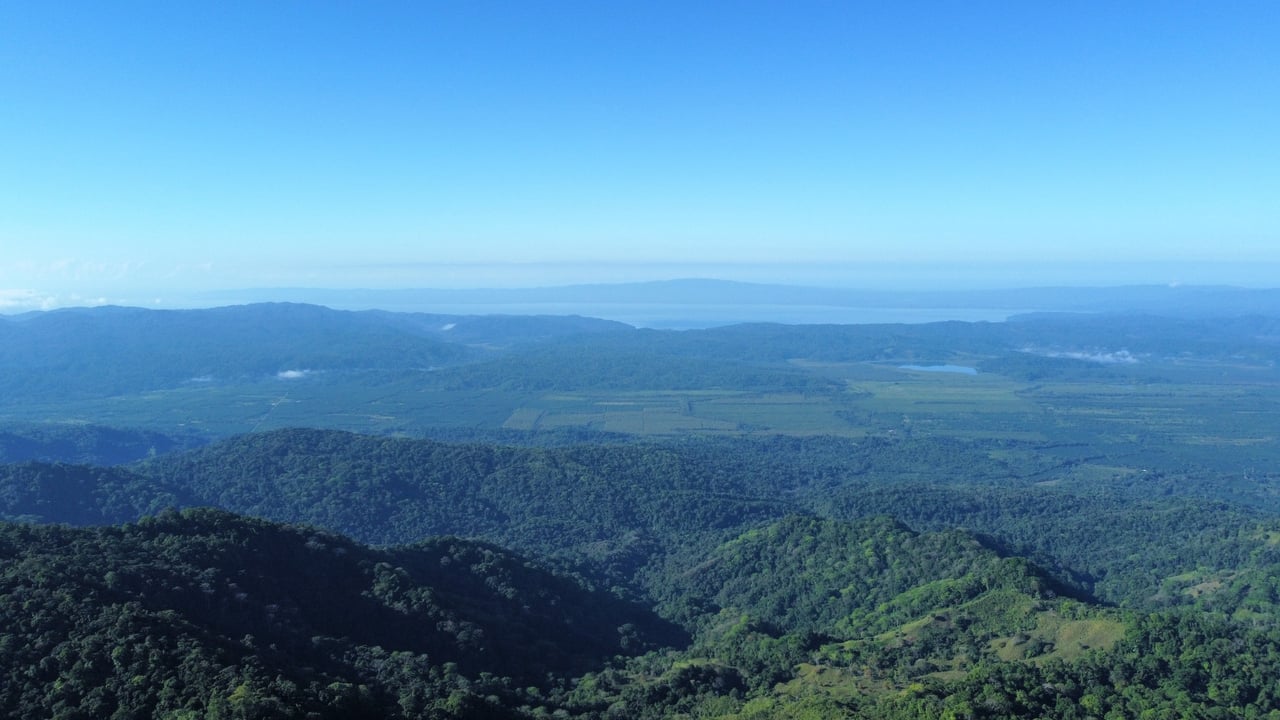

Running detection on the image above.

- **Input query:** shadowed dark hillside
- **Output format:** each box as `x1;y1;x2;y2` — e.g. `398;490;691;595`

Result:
0;508;683;718
0;423;205;465
0;461;195;524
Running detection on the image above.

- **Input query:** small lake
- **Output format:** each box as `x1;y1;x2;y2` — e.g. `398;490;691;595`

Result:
898;364;979;375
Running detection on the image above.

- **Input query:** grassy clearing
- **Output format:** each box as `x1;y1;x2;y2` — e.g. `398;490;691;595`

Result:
779;663;868;701
988;613;1125;663
1157;568;1240;602
1046;618;1126;660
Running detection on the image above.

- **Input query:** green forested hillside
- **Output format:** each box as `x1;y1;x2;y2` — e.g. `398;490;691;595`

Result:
366;310;633;346
8;427;1280;614
0;423;204;465
553;516;1280;719
0;304;475;402
813;481;1280;608
14;507;1280;719
652;516;1071;635
6;458;1280;717
134;429;798;574
0;509;679;719
0;462;195;525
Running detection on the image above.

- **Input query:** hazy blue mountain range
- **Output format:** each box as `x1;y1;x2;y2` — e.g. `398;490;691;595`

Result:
195;280;1280;320
0;303;626;403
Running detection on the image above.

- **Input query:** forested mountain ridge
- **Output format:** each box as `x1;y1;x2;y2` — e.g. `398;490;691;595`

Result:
566;515;1131;718
364;309;632;346
812;481;1280;609
0;508;681;719
8;427;1280;614
201;280;1280;318
4;505;1244;720
139;429;1280;614
0;303;539;403
134;428;816;549
491;312;1280;365
7;437;1280;716
0;304;447;401
0;461;195;525
656;515;1076;636
0;423;205;465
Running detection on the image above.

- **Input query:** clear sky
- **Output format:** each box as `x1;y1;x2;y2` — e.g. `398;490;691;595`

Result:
1;1;1277;309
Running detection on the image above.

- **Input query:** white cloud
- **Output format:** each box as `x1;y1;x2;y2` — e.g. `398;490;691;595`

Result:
1023;347;1139;365
277;369;312;379
67;293;111;307
0;289;59;312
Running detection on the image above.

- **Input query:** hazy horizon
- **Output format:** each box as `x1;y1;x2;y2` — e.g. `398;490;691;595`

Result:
6;259;1280;314
2;260;1280;314
3;3;1277;312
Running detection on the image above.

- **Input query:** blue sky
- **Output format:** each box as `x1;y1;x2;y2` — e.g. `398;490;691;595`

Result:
1;1;1277;308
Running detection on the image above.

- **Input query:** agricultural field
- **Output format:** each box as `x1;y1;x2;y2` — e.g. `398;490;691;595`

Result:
8;351;1279;473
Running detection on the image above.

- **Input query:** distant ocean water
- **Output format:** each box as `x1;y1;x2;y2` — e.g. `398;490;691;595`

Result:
363;302;1025;329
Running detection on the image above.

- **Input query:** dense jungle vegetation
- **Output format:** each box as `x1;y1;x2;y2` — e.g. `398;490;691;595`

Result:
4;303;1280;717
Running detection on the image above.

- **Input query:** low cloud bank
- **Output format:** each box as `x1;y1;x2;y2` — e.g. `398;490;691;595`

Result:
1022;347;1139;365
